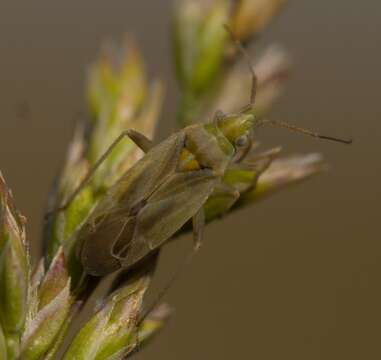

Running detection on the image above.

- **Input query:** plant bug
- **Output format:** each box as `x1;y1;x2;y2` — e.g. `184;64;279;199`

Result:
49;30;351;277
67;110;257;276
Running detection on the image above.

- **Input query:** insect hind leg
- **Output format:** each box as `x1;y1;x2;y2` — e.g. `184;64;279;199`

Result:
45;129;153;219
127;129;154;153
137;246;198;326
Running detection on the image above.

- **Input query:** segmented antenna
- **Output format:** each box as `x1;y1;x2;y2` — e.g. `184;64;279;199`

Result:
223;25;352;145
258;119;353;145
224;24;257;106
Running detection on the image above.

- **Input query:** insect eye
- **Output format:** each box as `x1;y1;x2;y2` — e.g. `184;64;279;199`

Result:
235;135;248;147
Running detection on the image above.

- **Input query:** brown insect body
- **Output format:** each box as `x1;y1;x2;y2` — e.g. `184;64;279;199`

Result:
78;115;253;276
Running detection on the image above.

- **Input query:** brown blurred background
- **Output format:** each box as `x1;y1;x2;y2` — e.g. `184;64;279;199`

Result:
0;1;379;359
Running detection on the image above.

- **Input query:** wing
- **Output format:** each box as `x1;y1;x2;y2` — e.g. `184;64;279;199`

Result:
79;131;185;276
79;214;136;276
87;131;185;225
119;169;219;269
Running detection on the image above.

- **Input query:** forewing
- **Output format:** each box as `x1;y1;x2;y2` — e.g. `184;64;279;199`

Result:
79;132;185;276
88;131;185;223
120;169;219;268
79;214;136;276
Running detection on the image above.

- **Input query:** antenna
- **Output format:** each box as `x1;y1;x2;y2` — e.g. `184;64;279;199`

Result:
258;119;353;145
224;24;257;106
223;25;352;146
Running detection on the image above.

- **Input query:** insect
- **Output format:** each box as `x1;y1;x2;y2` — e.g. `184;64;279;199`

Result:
66;109;258;276
51;34;351;277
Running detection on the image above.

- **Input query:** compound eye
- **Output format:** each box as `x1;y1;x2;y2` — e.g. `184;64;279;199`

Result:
235;135;248;148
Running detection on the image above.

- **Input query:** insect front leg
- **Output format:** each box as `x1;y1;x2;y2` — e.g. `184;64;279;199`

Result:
46;129;153;217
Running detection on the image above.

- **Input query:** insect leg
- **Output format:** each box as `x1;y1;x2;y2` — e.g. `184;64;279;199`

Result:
137;246;197;327
127;129;154;152
192;207;205;250
46;129;153;217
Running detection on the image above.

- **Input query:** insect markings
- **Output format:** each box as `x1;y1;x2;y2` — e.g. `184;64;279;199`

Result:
77;113;254;276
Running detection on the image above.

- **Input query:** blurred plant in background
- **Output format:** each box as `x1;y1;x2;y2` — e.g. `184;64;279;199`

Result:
0;0;329;358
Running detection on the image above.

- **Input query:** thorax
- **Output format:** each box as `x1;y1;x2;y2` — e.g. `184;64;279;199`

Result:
179;123;235;174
